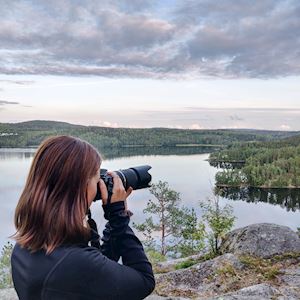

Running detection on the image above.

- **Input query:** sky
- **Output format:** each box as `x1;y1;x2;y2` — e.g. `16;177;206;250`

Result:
0;0;300;130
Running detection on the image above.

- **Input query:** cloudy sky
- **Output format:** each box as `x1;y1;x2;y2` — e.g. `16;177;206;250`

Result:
0;0;300;130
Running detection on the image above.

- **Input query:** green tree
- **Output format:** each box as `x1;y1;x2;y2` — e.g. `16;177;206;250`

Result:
133;181;205;258
0;241;13;289
200;194;235;255
172;207;206;257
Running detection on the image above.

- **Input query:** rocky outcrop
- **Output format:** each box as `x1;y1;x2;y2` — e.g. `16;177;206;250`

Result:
152;223;300;300
155;253;244;298
0;288;17;300
220;223;300;258
205;283;279;300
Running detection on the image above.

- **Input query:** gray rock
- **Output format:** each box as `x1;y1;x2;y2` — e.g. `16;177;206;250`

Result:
279;266;300;286
0;288;17;300
146;296;190;300
156;253;244;297
221;223;300;258
204;283;279;300
277;266;300;299
0;288;190;300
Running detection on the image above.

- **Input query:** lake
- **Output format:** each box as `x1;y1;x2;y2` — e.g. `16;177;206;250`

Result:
1;148;299;250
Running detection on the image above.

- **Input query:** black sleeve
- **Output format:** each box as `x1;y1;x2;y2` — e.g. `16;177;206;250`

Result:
99;201;155;299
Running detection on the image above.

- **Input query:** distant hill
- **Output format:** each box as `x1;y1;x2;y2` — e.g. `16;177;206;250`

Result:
0;120;299;149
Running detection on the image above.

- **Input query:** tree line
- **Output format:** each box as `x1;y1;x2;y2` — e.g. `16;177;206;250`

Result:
0;120;297;148
210;135;300;188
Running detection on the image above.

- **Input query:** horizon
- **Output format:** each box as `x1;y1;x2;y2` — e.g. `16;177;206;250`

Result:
2;118;300;133
1;1;300;130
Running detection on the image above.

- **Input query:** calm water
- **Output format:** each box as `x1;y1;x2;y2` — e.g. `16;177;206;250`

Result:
1;148;300;250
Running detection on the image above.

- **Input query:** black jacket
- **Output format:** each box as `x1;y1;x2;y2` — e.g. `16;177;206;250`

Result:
11;201;155;300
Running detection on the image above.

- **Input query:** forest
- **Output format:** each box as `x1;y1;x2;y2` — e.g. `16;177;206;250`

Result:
210;135;300;188
0;120;298;149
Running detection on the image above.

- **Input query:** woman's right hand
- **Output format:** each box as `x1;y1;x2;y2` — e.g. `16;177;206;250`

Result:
98;171;133;206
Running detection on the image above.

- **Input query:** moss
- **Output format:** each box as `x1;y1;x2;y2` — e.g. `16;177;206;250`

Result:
238;255;292;281
152;265;172;274
205;253;300;295
264;266;281;280
272;252;300;261
216;262;238;277
154;251;217;274
175;259;197;270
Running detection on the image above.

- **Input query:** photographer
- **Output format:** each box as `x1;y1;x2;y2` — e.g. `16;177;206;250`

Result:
10;135;155;300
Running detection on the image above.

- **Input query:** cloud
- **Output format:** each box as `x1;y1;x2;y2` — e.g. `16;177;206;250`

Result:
0;100;32;109
280;124;291;130
0;100;19;105
189;123;205;129
185;107;300;113
0;80;35;85
102;121;119;128
0;1;299;78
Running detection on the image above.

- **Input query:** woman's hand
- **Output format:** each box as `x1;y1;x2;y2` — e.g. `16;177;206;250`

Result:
99;171;133;207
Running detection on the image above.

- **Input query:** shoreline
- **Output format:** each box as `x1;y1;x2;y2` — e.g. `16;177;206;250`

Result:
216;183;300;189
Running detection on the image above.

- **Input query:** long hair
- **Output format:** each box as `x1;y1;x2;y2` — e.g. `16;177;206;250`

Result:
11;135;101;254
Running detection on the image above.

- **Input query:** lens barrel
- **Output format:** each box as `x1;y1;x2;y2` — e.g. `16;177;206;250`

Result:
93;165;152;201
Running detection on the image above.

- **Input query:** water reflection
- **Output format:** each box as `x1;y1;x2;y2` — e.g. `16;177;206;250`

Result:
0;146;220;161
216;187;300;212
209;160;245;169
100;146;220;159
0;149;36;160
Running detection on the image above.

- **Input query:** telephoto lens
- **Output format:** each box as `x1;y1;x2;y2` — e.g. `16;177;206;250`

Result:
93;165;152;201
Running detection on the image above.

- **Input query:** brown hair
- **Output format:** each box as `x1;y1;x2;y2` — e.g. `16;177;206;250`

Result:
12;135;101;254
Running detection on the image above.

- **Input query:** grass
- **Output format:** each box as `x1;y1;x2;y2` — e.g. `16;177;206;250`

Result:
174;259;197;270
237;255;283;281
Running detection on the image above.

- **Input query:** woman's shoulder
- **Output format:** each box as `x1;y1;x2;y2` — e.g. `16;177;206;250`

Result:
60;245;107;269
43;245;108;283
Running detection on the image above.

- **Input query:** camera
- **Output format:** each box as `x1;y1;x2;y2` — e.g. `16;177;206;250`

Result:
93;165;152;201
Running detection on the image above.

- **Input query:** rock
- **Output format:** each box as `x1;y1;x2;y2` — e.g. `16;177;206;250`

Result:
155;253;244;298
154;224;300;299
277;266;300;299
204;283;279;300
0;288;18;300
221;223;300;258
279;265;300;286
0;287;190;300
146;296;190;300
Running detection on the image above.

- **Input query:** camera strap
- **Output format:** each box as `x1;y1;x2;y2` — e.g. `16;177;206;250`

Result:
106;178;114;206
87;209;101;249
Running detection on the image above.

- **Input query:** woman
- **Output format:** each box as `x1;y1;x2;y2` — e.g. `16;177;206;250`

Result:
11;135;155;300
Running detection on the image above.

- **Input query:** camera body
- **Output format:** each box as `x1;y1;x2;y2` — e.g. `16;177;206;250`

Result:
93;165;152;201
